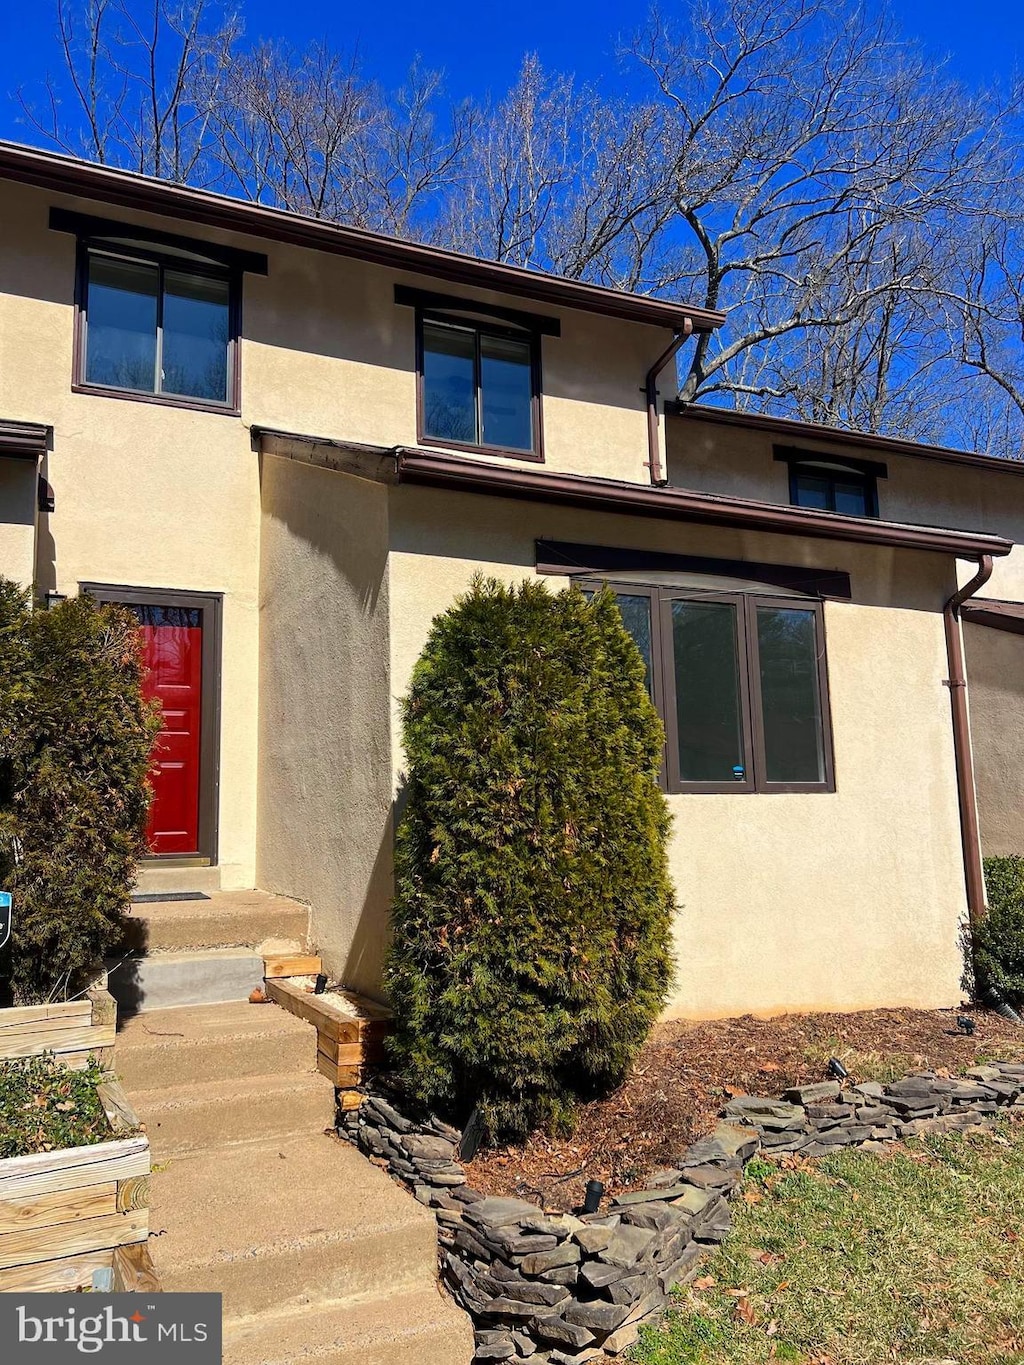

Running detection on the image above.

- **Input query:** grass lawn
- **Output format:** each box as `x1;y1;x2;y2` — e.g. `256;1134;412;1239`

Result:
632;1123;1024;1365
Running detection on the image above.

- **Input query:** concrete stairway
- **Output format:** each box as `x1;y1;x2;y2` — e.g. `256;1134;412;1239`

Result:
107;890;310;1014
116;999;472;1364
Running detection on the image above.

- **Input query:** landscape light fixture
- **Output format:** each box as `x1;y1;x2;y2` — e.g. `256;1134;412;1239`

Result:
828;1057;849;1080
314;973;328;995
44;590;67;610
582;1180;604;1214
957;1016;976;1035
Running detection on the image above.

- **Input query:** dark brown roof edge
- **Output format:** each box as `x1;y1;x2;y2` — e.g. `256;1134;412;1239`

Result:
394;448;1013;558
670;402;1024;478
0;420;49;458
961;598;1024;635
0;141;725;334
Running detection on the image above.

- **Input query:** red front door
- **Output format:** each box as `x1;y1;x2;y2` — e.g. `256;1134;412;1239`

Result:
134;605;204;855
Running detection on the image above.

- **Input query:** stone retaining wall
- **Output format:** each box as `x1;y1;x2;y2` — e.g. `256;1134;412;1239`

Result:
337;1060;1024;1365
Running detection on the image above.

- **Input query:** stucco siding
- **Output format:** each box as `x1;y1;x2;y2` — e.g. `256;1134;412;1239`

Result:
257;455;392;997
0;457;36;586
388;485;969;1019
964;622;1024;858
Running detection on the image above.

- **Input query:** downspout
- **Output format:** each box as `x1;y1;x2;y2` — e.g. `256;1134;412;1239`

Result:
645;319;693;486
944;555;993;926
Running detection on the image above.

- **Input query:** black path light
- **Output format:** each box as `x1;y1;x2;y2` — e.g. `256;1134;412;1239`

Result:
828;1057;849;1080
957;1016;977;1035
582;1179;604;1214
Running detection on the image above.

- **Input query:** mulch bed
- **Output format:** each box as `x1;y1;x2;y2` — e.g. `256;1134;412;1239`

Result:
464;1007;1024;1212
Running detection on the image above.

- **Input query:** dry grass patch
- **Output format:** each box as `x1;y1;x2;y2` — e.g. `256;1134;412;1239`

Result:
632;1123;1024;1365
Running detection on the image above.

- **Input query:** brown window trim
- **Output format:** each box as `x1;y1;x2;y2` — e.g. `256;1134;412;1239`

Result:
395;283;560;336
414;306;545;463
775;445;885;519
584;580;836;796
80;582;223;865
70;237;243;416
537;539;852;600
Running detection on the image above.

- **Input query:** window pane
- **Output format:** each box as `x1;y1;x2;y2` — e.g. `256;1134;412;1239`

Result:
614;594;654;698
757;606;825;783
792;473;830;510
163;270;230;402
671;600;746;782
481;333;533;451
832;477;869;516
423;321;476;444
85;255;158;392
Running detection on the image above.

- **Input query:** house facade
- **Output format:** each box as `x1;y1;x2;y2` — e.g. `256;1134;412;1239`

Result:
0;141;1018;1020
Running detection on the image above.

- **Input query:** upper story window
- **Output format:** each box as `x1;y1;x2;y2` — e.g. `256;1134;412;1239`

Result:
777;446;886;519
50;208;268;416
81;247;235;408
396;286;557;463
420;313;540;458
584;580;835;794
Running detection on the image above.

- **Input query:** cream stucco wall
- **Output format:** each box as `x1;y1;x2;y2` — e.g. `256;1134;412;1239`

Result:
388;486;969;1018
0;175;678;891
256;456;392;994
0;457;37;586
964;622;1024;858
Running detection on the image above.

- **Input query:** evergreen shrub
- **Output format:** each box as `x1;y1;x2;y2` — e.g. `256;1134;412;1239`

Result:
384;577;675;1141
0;585;157;1004
974;856;1024;1008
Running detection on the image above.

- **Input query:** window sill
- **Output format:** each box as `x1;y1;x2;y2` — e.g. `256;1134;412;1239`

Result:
417;433;544;464
667;784;836;795
72;382;240;418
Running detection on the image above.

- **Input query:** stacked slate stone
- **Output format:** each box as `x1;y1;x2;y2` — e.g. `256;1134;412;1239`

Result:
337;1060;1024;1364
722;1062;1024;1155
339;1093;757;1363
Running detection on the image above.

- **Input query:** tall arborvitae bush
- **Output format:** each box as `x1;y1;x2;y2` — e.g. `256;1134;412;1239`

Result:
0;585;157;1004
973;856;1024;1009
384;578;675;1141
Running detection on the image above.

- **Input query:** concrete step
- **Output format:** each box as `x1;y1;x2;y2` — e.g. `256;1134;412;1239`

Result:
134;864;222;896
130;1071;336;1159
149;1133;443;1318
122;890;310;953
107;947;265;1014
114;1001;315;1090
223;1285;473;1365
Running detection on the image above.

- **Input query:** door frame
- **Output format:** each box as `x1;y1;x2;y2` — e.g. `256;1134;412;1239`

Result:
81;582;223;865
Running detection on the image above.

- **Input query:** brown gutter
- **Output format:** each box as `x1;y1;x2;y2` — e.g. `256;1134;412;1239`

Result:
394;448;1014;559
672;401;1024;479
944;556;995;924
0;141;726;335
646;322;693;486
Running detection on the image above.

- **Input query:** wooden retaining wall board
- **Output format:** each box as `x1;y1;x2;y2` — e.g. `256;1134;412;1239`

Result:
0;1133;150;1290
0;990;116;1070
265;978;391;1089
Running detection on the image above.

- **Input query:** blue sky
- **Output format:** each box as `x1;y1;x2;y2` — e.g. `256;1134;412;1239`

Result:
0;0;1020;142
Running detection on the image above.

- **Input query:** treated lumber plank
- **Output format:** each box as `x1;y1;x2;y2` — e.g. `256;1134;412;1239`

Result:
0;1138;149;1202
0;1182;117;1235
0;1208;147;1269
316;1051;362;1088
316;1036;386;1067
88;989;117;1029
338;1091;364;1112
96;1079;141;1136
266;978;392;1044
115;1177;150;1214
112;1241;161;1293
0;1249;110;1294
263;954;322;979
0;1023;116;1060
0;1001;92;1030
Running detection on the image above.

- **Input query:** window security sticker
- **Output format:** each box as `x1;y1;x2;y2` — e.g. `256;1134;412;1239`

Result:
1;1294;222;1363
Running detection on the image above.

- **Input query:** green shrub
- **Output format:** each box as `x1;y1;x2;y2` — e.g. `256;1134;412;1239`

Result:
0;588;158;1004
383;578;675;1141
0;1053;115;1158
974;856;1024;1008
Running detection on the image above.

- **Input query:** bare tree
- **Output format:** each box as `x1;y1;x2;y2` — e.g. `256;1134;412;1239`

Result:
15;0;1024;453
19;0;240;181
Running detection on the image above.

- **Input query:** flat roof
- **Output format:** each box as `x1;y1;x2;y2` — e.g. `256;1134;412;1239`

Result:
0;141;725;334
670;402;1024;477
